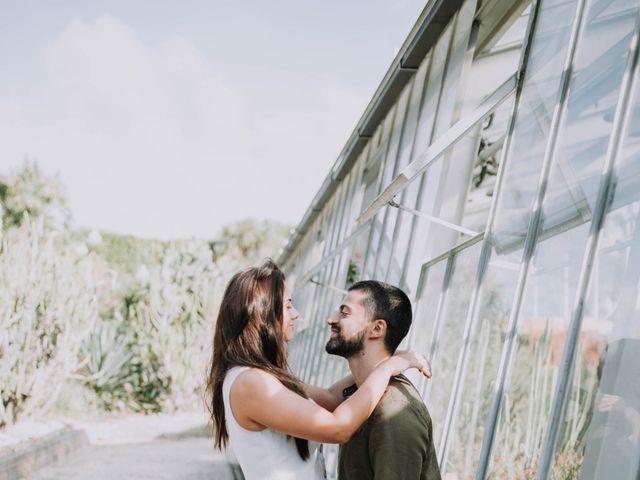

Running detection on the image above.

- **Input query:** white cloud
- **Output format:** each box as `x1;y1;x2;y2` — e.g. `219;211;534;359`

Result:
0;15;368;239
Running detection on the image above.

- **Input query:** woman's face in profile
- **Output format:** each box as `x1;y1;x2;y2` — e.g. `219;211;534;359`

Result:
282;285;299;342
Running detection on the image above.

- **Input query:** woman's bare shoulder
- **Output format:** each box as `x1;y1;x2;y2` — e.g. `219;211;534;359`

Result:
233;367;283;394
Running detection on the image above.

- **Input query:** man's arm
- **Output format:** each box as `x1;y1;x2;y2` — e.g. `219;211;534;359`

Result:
368;403;441;480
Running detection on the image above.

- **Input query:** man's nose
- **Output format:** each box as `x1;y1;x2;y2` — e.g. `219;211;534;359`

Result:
327;312;338;325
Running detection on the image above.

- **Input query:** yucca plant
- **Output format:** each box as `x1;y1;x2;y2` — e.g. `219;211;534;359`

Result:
80;239;221;412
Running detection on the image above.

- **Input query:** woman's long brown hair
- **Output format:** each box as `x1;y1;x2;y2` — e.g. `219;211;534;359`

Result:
206;259;309;460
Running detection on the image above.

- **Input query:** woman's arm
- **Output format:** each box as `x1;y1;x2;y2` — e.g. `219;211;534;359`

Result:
231;352;430;444
304;374;355;412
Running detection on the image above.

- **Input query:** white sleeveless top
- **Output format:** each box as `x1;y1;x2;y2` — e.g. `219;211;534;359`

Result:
222;366;324;480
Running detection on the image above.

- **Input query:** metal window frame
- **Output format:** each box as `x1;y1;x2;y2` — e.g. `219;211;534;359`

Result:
282;1;640;479
535;10;640;479
409;254;454;398
398;17;465;291
297;210;335;381
313;167;364;384
420;0;543;470
360;111;399;279
290;0;517;393
357;71;517;226
317;170;364;386
414;233;485;400
473;0;591;475
385;13;480;285
369;79;416;279
307;181;352;385
383;57;434;283
304;195;344;381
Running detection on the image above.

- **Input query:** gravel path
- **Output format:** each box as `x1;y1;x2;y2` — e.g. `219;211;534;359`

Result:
30;436;240;480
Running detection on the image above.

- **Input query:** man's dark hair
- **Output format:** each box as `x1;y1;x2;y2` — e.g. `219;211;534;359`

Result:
348;280;412;353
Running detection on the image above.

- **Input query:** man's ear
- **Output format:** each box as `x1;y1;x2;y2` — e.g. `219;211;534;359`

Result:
369;319;387;339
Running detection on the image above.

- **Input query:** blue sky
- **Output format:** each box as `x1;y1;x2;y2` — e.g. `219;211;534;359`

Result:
0;0;426;239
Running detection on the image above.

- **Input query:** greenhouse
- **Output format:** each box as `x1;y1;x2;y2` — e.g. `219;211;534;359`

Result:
278;0;640;478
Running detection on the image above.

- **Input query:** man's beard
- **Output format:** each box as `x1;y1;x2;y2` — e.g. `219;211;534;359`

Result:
325;329;366;358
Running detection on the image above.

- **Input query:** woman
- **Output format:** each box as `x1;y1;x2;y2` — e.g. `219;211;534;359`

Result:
206;259;430;480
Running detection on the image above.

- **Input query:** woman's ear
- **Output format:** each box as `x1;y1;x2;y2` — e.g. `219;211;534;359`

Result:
369;319;387;339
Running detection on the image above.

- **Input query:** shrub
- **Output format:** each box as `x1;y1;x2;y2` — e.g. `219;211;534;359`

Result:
80;239;221;412
0;218;100;427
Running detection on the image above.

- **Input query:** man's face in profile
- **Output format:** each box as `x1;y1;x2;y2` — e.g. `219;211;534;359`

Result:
325;289;370;358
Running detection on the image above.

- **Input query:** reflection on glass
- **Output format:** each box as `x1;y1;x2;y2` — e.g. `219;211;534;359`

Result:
438;0;590;474
485;0;640;476
412;16;453;163
548;28;640;477
432;0;476;139
425;242;482;452
462;96;515;233
487;224;588;478
491;0;579;252
445;249;520;478
539;0;639;238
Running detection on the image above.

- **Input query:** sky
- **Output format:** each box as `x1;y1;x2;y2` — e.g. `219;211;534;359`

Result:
0;0;426;239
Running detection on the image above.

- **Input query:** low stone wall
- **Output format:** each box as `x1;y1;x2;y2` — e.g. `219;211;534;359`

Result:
0;428;88;480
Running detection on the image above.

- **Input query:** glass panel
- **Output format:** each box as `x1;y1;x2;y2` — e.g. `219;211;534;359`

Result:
445;254;521;478
433;244;522;478
399;80;514;296
432;0;478;139
441;0;585;475
397;58;430;173
407;258;449;395
491;0;580;252
492;5;531;51
486;1;640;477
342;227;371;288
381;82;412;189
290;278;314;362
383;60;430;284
425;241;483;452
363;87;411;280
404;121;497;270
465;4;530;116
462;96;516;233
307;258;339;385
318;249;353;387
547;24;640;478
412;17;454;162
394;18;455;294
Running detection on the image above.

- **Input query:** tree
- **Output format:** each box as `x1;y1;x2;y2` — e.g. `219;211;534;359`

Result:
0;160;70;230
209;218;291;266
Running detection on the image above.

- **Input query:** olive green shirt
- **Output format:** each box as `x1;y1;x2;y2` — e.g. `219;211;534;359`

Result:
338;374;441;480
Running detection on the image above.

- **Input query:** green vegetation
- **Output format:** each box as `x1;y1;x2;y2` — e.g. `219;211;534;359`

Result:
0;161;290;427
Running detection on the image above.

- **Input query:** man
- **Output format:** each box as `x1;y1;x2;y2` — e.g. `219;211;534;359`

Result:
325;280;441;480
